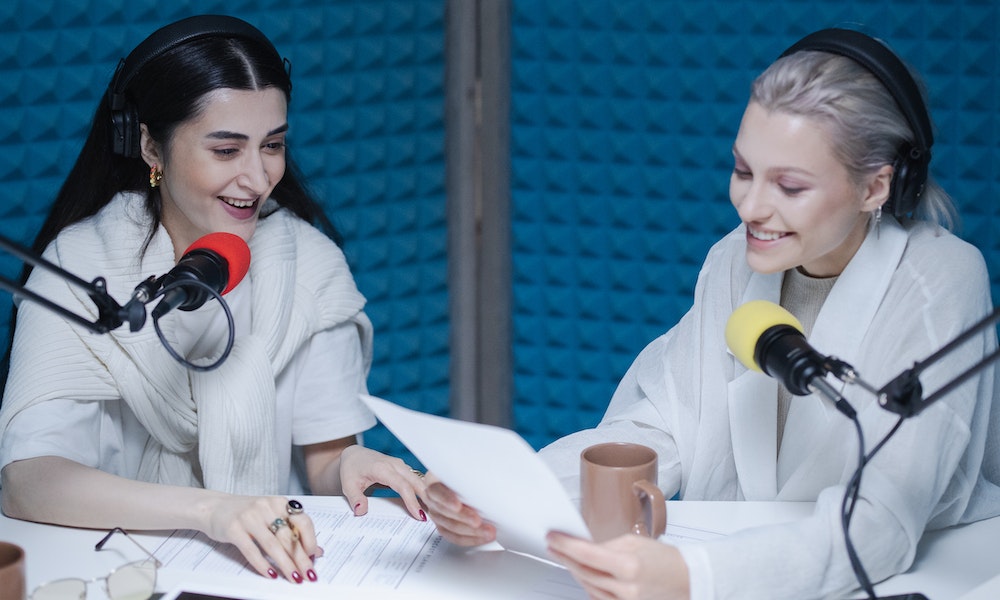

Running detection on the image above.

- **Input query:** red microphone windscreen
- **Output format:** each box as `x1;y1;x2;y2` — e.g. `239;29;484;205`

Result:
183;232;251;295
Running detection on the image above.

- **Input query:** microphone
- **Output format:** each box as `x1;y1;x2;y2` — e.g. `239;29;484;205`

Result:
150;232;251;320
725;300;857;418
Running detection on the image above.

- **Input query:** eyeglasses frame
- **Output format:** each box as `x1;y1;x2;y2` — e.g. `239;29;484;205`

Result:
30;527;163;600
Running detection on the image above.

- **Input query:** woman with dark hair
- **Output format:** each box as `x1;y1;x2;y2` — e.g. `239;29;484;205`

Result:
0;15;425;585
425;29;1000;599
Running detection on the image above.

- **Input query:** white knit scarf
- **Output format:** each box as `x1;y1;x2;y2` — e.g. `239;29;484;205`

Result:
3;193;370;495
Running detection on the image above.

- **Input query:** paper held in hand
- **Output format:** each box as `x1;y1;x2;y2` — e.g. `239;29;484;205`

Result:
360;394;591;562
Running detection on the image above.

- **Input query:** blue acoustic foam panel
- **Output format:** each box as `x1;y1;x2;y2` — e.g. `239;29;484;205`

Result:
510;1;1000;450
0;0;449;470
271;3;449;471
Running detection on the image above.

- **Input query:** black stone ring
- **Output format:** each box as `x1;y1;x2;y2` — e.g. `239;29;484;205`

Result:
287;499;304;515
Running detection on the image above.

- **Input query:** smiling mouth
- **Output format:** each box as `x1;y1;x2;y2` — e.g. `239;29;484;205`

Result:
221;197;258;209
748;227;788;242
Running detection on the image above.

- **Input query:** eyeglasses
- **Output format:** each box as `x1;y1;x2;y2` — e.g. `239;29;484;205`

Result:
30;527;162;600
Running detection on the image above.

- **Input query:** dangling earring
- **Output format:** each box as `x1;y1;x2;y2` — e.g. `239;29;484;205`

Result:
149;165;163;188
873;205;883;239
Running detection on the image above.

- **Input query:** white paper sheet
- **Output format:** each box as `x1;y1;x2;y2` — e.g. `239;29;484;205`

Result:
151;497;588;600
152;498;439;594
360;394;591;561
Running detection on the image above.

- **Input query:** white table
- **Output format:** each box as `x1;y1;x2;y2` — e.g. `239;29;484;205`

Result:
664;501;1000;599
1;496;581;600
2;497;998;599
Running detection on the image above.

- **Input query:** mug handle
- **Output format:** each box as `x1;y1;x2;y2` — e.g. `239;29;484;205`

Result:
632;479;667;538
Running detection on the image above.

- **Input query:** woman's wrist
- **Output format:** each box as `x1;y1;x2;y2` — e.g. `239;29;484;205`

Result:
187;487;230;532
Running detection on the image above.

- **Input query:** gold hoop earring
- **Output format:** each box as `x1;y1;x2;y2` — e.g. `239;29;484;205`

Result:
149;165;163;188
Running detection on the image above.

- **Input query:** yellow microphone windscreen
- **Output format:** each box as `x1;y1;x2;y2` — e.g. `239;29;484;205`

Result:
725;300;804;372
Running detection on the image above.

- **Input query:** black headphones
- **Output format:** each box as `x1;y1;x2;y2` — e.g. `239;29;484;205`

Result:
107;15;281;159
779;28;933;217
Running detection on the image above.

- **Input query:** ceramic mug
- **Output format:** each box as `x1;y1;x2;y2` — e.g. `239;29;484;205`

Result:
0;541;25;600
580;442;667;543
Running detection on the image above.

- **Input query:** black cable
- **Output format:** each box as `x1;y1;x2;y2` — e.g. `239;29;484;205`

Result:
150;279;236;372
841;412;875;598
841;414;907;599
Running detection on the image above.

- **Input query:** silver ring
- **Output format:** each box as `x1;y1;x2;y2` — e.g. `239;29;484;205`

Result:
287;499;304;515
269;517;288;534
410;468;425;478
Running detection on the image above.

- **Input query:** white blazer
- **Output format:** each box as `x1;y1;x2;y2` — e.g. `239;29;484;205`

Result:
540;216;1000;599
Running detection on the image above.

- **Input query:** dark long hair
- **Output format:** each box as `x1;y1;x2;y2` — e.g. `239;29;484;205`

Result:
32;32;339;258
2;19;340;388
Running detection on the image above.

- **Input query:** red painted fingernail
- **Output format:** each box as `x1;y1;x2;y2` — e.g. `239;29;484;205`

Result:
354;502;362;515
267;568;278;579
292;571;303;584
307;569;318;582
419;509;427;521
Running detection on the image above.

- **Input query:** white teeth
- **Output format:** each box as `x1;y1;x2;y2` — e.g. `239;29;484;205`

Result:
222;197;256;208
749;228;784;241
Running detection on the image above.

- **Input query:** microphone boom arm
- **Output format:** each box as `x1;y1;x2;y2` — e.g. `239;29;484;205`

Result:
0;232;140;333
877;306;1000;418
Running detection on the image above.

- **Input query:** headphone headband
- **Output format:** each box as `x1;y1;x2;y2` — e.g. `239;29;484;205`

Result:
779;28;933;216
107;15;283;158
109;15;278;105
780;28;932;151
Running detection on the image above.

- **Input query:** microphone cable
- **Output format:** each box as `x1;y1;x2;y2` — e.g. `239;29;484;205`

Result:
840;404;906;600
150;278;236;372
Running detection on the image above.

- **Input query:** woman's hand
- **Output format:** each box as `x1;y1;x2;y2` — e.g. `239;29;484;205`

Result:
338;444;427;521
546;532;690;600
3;458;321;584
422;476;497;546
201;493;320;584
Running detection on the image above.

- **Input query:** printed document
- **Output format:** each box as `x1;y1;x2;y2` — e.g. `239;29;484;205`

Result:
360;394;592;562
152;496;588;600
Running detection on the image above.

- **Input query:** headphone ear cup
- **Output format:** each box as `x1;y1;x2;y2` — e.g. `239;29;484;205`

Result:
888;154;911;217
110;101;140;158
888;145;929;217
